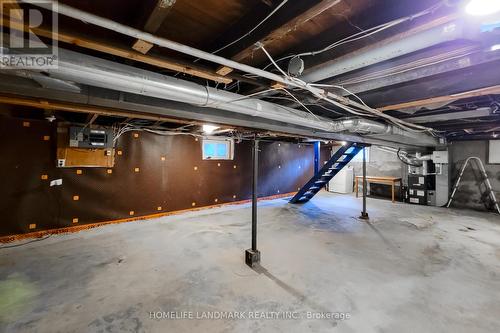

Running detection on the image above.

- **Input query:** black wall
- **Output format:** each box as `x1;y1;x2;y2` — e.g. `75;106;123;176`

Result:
0;115;314;237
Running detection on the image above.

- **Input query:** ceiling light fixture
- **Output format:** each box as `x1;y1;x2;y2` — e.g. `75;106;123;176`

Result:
465;0;500;16
202;124;219;134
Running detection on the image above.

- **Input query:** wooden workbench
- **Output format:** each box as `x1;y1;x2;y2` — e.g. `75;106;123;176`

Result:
355;176;403;203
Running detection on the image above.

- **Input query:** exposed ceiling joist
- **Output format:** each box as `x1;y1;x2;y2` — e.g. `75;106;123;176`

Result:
217;0;343;76
144;0;177;33
332;47;500;95
378;85;500;112
132;0;177;55
301;13;462;83
86;113;99;125
0;94;190;125
2;18;231;84
404;107;493;123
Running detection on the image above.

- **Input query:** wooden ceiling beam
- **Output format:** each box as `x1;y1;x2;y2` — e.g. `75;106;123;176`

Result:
144;0;177;33
378;85;500;112
217;0;343;76
0;94;192;125
132;0;177;55
2;17;232;84
86;113;99;125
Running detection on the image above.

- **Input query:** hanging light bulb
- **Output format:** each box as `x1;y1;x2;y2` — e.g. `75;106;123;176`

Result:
465;0;500;16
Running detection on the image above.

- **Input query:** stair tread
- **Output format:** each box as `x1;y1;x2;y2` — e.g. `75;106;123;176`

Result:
291;143;361;204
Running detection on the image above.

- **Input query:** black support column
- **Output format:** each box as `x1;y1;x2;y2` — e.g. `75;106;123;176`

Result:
359;146;369;220
246;139;261;267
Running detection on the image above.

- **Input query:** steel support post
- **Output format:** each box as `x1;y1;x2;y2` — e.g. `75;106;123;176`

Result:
246;139;261;267
360;146;370;220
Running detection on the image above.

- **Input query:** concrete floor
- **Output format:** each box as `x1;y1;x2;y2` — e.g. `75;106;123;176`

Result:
1;191;500;333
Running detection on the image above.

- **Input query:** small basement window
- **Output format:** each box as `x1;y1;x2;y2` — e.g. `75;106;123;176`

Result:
202;138;234;160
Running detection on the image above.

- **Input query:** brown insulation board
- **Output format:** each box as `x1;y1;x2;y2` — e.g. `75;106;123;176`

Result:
0;115;314;237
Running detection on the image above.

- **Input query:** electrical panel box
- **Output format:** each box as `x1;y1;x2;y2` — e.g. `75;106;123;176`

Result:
69;127;114;148
57;126;115;168
432;150;449;164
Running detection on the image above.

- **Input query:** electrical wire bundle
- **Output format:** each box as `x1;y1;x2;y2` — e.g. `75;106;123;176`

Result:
113;123;202;145
256;43;440;135
261;1;447;71
230;1;454;137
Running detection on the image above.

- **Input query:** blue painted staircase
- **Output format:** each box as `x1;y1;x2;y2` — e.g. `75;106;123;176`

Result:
289;142;364;203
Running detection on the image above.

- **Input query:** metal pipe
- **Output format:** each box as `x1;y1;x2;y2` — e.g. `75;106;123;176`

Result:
0;40;438;146
29;49;437;145
39;53;328;131
20;0;289;87
19;0;433;128
301;19;469;83
333;118;390;134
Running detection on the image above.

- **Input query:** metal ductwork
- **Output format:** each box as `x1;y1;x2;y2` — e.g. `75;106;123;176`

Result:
9;0;441;147
0;47;438;147
0;70;81;93
300;18;474;83
333;118;390;134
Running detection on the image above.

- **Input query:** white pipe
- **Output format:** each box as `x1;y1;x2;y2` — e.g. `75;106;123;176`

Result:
21;0;289;85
